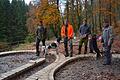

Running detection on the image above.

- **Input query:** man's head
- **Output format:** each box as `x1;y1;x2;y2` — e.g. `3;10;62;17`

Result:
65;19;69;27
62;20;65;25
40;21;43;26
83;19;87;25
104;19;109;28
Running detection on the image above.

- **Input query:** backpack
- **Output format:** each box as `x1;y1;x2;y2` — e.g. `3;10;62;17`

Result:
37;26;46;40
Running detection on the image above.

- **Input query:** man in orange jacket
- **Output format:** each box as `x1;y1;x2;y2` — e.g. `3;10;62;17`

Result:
61;20;74;57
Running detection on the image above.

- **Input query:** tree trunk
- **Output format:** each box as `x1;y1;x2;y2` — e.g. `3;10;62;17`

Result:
99;0;102;31
91;0;94;33
109;0;112;25
71;0;75;32
85;0;87;21
66;0;69;20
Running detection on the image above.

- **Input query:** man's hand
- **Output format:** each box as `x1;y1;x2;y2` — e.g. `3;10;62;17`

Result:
108;41;111;47
62;35;65;38
81;34;87;38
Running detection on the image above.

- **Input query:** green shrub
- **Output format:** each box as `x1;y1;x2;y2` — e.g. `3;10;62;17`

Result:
0;42;10;52
25;34;35;43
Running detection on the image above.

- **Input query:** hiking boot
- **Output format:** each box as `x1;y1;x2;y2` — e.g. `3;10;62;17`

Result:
84;52;87;54
70;50;73;57
36;51;40;56
36;53;39;56
103;63;111;65
96;53;101;60
65;54;69;57
70;53;73;57
78;52;81;55
78;46;81;55
89;50;94;53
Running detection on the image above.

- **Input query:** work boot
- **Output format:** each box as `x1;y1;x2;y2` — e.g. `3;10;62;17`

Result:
84;51;87;54
78;51;81;55
70;52;73;57
65;49;69;57
89;50;93;53
96;53;101;60
36;51;40;56
65;54;69;57
103;62;111;65
78;46;81;55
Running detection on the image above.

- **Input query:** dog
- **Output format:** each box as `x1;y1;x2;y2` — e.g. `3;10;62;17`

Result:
42;37;61;57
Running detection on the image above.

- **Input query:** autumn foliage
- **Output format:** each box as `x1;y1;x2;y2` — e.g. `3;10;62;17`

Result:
26;0;60;34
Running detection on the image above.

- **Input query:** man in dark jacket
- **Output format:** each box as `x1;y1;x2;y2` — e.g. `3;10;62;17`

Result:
36;21;47;56
78;19;91;54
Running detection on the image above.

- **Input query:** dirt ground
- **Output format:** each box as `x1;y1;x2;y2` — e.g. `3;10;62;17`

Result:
0;52;38;74
55;39;120;80
55;57;120;80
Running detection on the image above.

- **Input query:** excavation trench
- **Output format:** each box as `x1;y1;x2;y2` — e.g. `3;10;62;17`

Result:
10;54;56;80
0;52;56;80
55;57;120;80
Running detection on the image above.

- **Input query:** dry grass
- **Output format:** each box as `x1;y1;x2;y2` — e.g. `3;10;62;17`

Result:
13;42;35;50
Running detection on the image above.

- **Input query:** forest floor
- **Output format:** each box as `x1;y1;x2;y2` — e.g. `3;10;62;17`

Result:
13;36;120;54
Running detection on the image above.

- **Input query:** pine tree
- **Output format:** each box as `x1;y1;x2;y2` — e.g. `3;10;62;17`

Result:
0;0;11;42
10;0;28;42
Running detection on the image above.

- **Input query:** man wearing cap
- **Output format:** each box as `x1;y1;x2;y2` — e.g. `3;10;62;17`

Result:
101;20;114;65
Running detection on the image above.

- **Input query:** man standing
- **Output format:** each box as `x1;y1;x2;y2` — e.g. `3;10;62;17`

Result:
61;20;74;57
102;20;114;65
78;19;91;54
36;21;47;56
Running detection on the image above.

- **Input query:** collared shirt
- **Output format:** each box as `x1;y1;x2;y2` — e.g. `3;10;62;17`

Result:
79;24;91;36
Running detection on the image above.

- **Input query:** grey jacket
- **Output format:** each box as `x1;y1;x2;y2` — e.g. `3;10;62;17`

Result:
102;26;114;46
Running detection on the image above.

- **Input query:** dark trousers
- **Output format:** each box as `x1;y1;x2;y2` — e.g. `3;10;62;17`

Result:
36;38;45;55
89;39;101;57
64;37;73;57
103;44;112;64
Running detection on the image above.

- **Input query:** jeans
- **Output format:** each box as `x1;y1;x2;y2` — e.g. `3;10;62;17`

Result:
64;37;73;57
103;44;112;64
